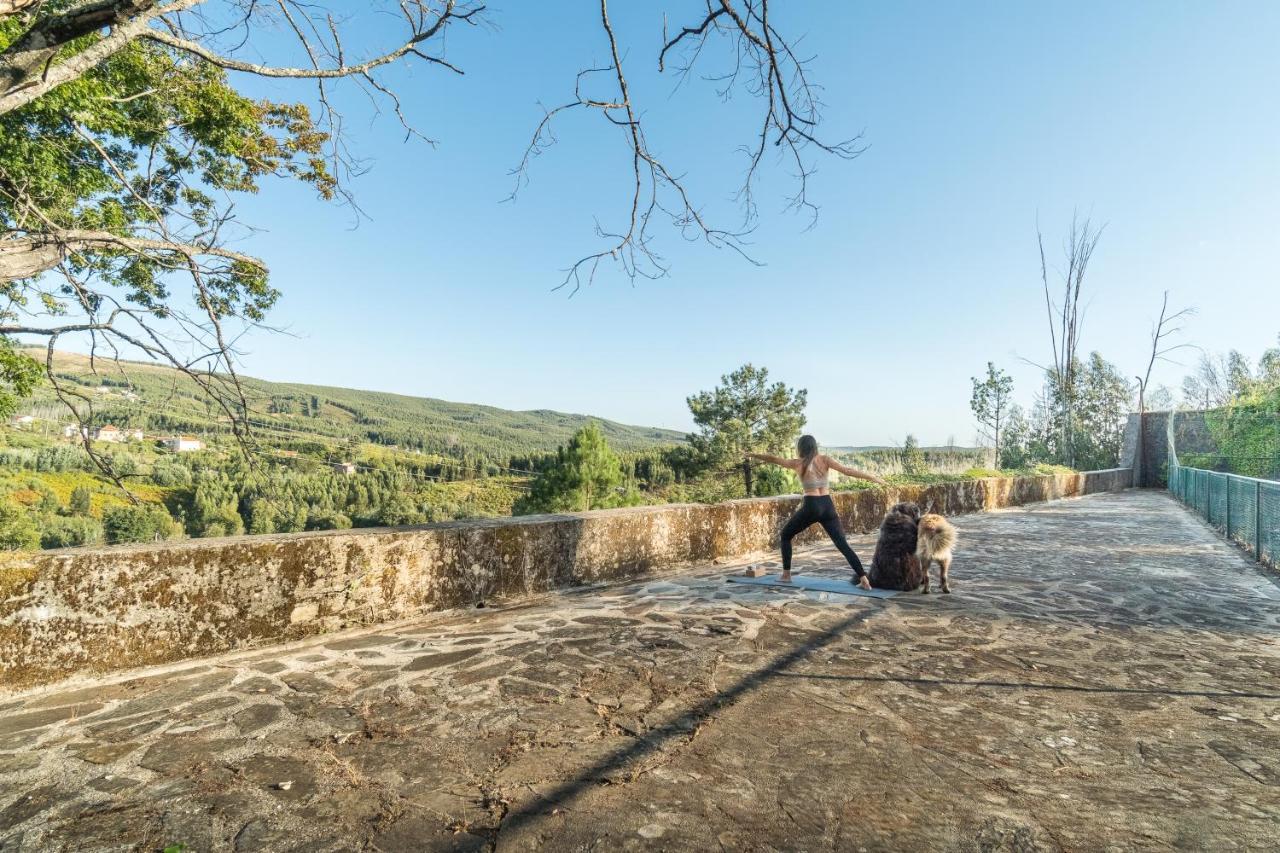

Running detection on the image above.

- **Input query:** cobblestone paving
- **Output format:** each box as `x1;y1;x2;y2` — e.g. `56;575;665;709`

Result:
2;491;1279;852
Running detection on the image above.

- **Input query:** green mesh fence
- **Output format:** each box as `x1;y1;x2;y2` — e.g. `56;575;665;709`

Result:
1168;411;1279;568
1168;462;1279;568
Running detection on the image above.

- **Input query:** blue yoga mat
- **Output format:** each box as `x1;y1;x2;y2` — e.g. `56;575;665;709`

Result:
727;574;900;599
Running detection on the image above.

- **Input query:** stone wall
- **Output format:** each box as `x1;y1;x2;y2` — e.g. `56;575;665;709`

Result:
1123;410;1216;487
0;468;1131;692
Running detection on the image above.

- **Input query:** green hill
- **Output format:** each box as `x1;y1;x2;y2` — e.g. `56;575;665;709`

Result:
18;350;686;467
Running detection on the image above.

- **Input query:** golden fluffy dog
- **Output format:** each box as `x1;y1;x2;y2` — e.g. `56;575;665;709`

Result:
916;513;958;594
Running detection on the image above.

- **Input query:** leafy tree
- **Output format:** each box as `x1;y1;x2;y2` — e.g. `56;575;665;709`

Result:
0;337;40;420
1072;353;1132;470
150;460;192;488
515;423;635;514
186;470;243;537
999;404;1032;469
41;515;103;549
377;494;424;527
0;1;855;455
102;503;177;544
901;434;926;476
1256;336;1280;392
305;509;352;531
970;362;1014;466
752;464;801;497
1185;335;1280;478
1182;351;1253;409
1024;352;1131;470
0;498;38;549
69;486;93;516
687;364;807;496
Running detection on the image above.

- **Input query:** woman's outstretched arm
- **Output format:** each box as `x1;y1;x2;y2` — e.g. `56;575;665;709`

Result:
824;456;889;486
746;452;799;470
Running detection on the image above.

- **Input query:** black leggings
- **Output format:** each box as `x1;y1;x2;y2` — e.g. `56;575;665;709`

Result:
780;495;866;578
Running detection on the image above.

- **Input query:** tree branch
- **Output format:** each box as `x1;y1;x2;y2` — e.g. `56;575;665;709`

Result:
0;229;265;282
140;3;479;80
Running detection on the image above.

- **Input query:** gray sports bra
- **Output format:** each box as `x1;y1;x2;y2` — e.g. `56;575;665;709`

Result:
800;457;829;490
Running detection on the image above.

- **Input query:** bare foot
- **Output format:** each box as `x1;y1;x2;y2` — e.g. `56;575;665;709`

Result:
779;573;793;583
856;576;872;590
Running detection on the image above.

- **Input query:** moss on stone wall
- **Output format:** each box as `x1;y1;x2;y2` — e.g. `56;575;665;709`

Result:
0;468;1131;692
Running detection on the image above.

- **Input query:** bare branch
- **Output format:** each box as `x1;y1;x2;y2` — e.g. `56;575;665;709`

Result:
512;0;858;293
141;3;479;80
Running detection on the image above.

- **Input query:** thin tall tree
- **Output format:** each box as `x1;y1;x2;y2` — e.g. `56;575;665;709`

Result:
1037;213;1105;467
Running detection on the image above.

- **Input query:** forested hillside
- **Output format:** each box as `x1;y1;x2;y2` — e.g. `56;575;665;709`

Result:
20;350;684;472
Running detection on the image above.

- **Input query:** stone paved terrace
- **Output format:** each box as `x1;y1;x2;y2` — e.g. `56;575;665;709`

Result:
2;490;1280;852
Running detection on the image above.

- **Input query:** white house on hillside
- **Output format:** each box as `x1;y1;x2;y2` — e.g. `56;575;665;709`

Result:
62;424;89;440
93;425;122;443
163;435;204;452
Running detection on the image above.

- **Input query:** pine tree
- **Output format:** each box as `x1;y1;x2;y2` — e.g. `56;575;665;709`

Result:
902;434;926;476
68;486;92;516
971;362;1014;467
515;423;631;514
686;364;807;496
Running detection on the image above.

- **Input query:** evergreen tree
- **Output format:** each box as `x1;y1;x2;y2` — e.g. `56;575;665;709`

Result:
970;362;1014;466
902;434;927;476
515;423;633;514
69;486;92;516
102;505;178;544
998;404;1032;469
686;364;807;496
1073;353;1133;470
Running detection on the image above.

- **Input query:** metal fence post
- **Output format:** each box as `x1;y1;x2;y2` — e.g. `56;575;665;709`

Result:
1257;479;1264;561
1226;475;1232;540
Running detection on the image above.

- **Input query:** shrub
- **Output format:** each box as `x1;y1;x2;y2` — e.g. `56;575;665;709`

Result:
41;516;105;549
102;504;179;544
35;446;92;473
150;461;192;488
36;487;60;514
69;486;93;516
305;510;352;531
376;496;423;527
0;501;39;550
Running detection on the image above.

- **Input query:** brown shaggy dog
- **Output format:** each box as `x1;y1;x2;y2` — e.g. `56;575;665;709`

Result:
916;513;958;593
870;502;925;591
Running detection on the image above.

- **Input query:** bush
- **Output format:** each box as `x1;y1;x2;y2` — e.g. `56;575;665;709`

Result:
69;486;93;516
40;516;104;549
305;510;352;531
0;501;39;550
36;446;92;473
104;452;139;478
36;487;60;514
102;504;179;544
376;496;423;527
902;434;927;476
752;464;800;497
150;461;192;488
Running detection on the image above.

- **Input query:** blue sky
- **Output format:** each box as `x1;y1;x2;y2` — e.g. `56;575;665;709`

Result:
217;1;1278;446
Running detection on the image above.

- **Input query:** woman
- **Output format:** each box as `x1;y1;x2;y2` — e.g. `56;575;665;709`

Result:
747;435;887;588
